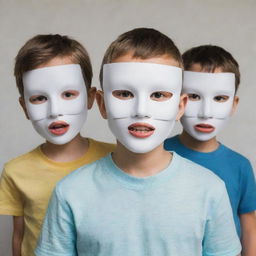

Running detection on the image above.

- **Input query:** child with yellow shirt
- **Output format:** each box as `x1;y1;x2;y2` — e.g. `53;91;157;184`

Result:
0;34;115;256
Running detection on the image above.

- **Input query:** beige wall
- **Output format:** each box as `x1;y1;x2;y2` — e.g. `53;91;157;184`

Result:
0;0;255;254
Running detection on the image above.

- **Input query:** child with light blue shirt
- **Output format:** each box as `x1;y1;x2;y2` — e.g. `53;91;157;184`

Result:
165;45;256;255
36;29;241;256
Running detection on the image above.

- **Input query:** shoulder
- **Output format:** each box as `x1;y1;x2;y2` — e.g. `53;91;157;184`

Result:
221;144;253;169
221;144;249;160
175;153;225;191
3;146;41;175
55;156;107;195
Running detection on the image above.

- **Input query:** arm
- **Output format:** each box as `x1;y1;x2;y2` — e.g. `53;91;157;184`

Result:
238;159;256;256
35;187;77;256
0;167;24;255
203;184;241;256
12;216;24;256
240;211;256;256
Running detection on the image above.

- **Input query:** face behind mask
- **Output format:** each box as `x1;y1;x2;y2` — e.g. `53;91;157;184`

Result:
23;64;88;145
181;71;236;141
103;62;182;153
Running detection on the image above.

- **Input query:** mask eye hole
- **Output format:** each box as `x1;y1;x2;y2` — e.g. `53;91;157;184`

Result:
112;90;134;100
29;95;47;104
61;90;80;100
188;93;200;101
150;91;173;101
214;95;229;102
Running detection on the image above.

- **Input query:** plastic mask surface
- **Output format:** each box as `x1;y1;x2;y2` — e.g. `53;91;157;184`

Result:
181;71;235;141
23;64;88;144
103;62;182;153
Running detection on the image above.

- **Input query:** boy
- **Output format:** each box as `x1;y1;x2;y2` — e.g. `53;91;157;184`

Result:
164;45;256;255
36;29;241;256
0;34;115;256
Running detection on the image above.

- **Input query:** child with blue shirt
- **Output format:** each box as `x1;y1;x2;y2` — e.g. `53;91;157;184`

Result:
165;45;256;255
36;29;241;256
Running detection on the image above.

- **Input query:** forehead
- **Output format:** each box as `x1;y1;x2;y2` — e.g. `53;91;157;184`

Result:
183;71;235;94
23;64;85;92
103;62;182;92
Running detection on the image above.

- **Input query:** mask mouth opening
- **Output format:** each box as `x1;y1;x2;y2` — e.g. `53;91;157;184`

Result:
128;122;155;131
128;123;155;138
194;123;215;133
48;121;70;135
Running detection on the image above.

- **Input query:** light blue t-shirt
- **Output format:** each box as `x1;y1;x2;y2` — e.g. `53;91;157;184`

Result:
36;153;241;256
164;135;256;237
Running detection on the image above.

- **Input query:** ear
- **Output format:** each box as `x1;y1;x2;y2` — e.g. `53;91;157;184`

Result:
96;90;107;119
19;97;30;120
87;87;97;110
230;96;239;115
175;93;188;121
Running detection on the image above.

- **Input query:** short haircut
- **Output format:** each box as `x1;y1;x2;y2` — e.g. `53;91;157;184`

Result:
182;45;240;92
99;27;182;87
15;34;93;97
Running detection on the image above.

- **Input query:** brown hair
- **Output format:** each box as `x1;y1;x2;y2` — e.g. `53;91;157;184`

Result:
99;27;182;87
182;45;240;92
14;34;93;97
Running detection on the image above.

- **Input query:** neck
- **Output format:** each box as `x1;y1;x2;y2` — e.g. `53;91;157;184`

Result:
179;131;219;152
112;142;172;178
41;134;89;162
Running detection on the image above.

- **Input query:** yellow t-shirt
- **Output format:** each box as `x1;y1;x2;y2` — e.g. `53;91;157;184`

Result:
0;138;115;256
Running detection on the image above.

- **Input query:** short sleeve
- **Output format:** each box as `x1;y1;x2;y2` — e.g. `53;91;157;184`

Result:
35;186;77;256
203;187;241;256
0;167;23;216
238;159;256;214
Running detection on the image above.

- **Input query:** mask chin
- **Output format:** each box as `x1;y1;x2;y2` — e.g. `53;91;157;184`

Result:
31;111;87;145
108;117;176;153
180;116;230;142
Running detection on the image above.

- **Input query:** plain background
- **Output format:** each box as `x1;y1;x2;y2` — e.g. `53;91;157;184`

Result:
0;0;255;254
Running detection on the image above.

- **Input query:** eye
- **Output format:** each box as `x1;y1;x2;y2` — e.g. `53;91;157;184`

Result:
61;90;80;100
214;95;229;102
112;90;134;100
29;95;47;104
150;91;173;101
188;93;200;101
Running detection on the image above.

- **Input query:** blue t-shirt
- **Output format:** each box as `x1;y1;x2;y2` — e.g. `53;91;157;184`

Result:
36;153;241;256
164;135;256;237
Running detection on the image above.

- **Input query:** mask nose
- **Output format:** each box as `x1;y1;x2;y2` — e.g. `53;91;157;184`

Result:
198;99;213;119
134;95;151;118
48;97;63;118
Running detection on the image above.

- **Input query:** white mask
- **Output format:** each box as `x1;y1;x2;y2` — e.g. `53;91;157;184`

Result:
103;63;182;153
181;71;235;141
23;64;88;145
